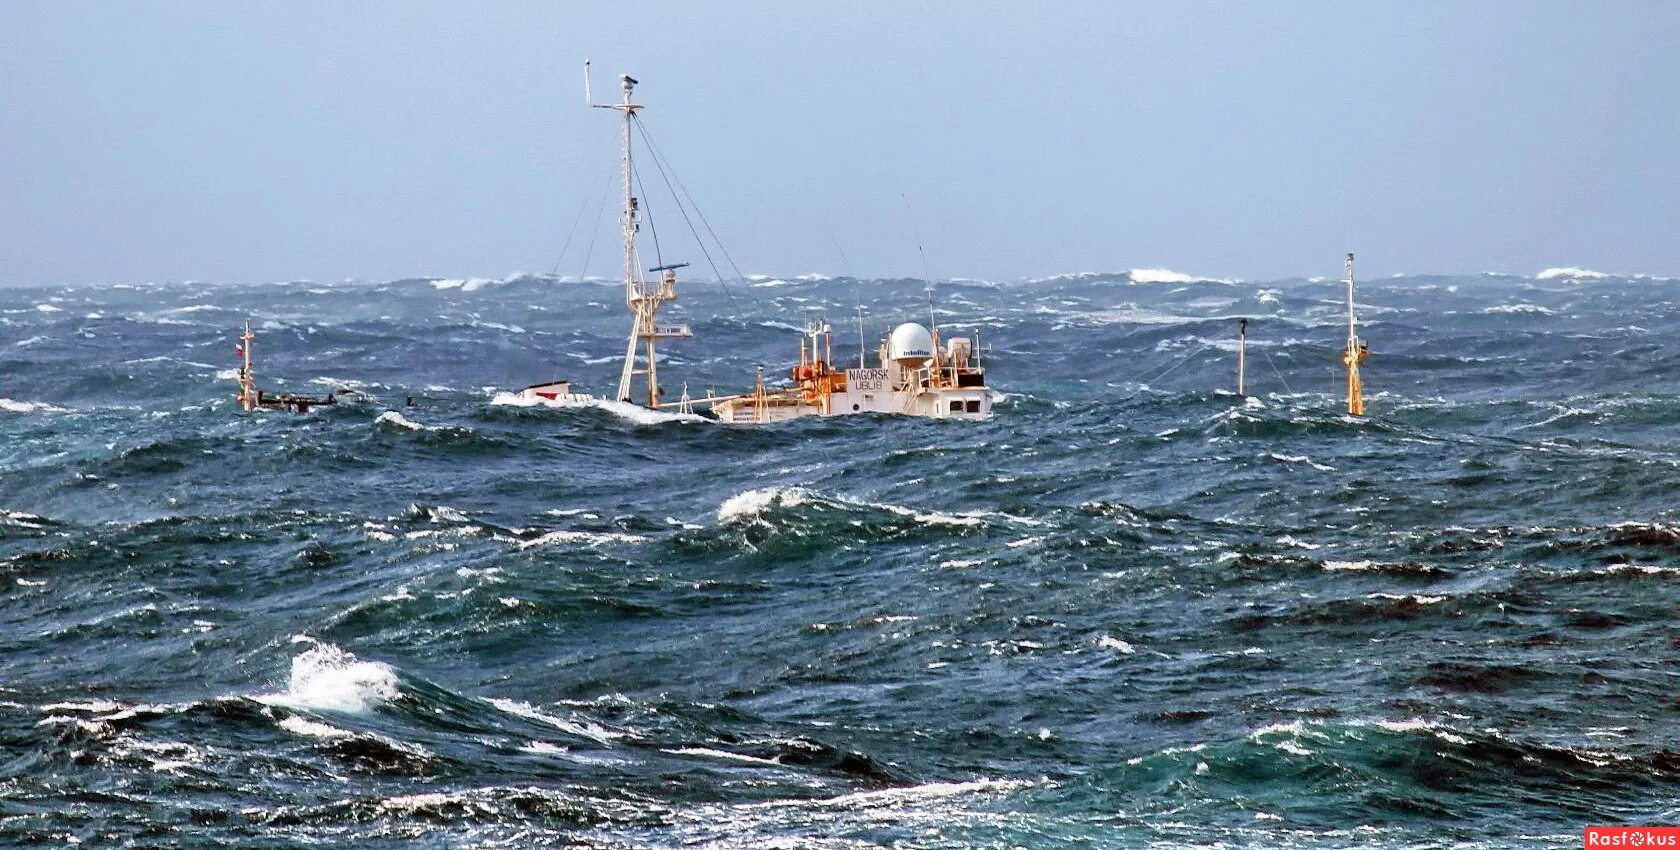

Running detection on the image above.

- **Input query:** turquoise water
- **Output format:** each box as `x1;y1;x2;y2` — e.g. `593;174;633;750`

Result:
1;269;1676;847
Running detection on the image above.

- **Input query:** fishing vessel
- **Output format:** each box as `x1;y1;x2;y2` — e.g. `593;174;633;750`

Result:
233;321;339;413
533;63;992;423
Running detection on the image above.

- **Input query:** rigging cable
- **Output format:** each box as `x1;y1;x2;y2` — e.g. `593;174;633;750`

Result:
574;160;616;285
1117;342;1213;402
632;117;762;310
551;163;614;276
631;160;664;269
629;113;772;376
1261;347;1294;394
899;193;939;334
832;234;869;368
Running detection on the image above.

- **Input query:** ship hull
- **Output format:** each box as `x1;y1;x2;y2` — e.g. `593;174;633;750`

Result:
712;387;991;424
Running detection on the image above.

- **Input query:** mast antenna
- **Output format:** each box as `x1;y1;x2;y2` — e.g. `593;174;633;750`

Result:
899;193;938;335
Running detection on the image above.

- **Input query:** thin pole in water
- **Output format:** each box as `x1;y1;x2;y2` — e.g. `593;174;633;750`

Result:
1237;317;1248;397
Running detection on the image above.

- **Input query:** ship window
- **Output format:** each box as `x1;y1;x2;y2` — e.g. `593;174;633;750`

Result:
966;400;981;413
852;404;859;411
949;400;962;413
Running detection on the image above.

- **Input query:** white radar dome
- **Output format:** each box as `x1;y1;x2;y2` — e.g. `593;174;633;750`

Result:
888;322;934;366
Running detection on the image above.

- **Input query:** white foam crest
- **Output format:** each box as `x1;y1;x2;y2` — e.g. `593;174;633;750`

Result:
874;501;985;528
717;485;1020;530
1537;267;1609;280
719;486;812;523
1482;303;1556;315
488;697;626;744
34;303;63;313
1322;559;1377;571
1130;268;1236;284
1268;453;1336;472
0;398;71;413
489;391;704;425
1367;592;1446;604
515;529;648;549
257;643;400;714
374;410;438;432
276;715;354;739
1096;634;1136;654
13;335;49;347
664;746;786;766
794;778;1028;810
430;277;497;291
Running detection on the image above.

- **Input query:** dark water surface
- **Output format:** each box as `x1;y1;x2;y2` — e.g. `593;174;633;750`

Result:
2;269;1678;847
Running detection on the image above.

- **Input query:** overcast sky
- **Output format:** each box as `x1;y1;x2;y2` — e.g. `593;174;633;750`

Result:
1;1;1676;286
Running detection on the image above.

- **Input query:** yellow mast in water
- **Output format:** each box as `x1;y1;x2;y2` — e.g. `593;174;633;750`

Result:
1342;252;1368;416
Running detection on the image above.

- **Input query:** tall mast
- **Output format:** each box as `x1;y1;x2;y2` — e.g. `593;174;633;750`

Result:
587;62;688;407
1342;252;1366;416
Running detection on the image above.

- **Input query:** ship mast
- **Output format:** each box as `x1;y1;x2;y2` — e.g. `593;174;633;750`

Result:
238;321;256;412
1237;317;1247;397
588;62;687;407
1342;252;1367;416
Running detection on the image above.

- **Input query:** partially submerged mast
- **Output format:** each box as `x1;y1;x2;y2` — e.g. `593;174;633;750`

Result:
1342;252;1368;416
587;62;691;407
232;320;339;414
1237;317;1247;397
238;321;257;412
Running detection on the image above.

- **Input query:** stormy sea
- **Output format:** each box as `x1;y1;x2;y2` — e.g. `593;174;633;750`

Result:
2;266;1677;848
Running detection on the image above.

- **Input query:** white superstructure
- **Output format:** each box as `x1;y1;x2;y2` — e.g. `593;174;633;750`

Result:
707;321;991;424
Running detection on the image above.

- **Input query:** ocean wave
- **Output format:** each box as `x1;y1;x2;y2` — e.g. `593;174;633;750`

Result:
1024;269;1235;285
256;642;400;715
1068;717;1680;827
1129;267;1238;285
515;529;648;549
0;398;71;413
374;410;442;432
1537;266;1610;280
1482;303;1556;315
487;697;630;745
717;485;1013;531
